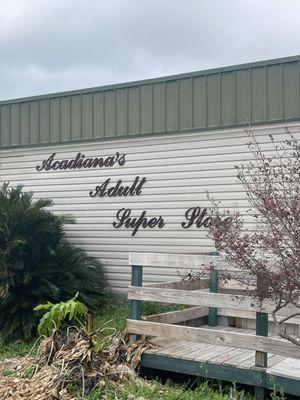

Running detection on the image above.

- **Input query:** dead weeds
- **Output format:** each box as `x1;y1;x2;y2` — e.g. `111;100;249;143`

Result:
0;328;155;400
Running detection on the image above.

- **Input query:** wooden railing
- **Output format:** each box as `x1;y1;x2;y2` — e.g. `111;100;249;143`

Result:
127;252;300;363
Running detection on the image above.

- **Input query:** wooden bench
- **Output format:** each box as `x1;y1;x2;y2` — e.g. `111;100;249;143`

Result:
126;252;300;399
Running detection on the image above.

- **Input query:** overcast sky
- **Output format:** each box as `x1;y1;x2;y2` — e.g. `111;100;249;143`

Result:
1;0;300;101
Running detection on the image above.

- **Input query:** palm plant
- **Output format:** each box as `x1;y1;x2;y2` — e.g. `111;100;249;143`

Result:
0;183;106;341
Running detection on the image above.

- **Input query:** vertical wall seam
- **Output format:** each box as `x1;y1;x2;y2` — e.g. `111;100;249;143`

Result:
0;106;2;147
205;74;208;128
265;66;268;121
70;96;72;141
80;94;83;140
281;63;285;120
191;77;194;128
249;68;252;124
138;86;141;135
126;87;129;135
48;98;51;143
28;102;31;145
69;96;71;141
298;61;300;116
219;73;222;126
164;81;167;133
114;90;117;137
91;92;95;138
9;104;11;146
177;79;180;130
103;91;106;138
18;103;21;145
59;97;62;142
233;70;237;124
38;100;41;144
151;83;154;133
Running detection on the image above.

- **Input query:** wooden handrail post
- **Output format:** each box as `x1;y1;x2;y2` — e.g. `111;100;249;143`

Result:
254;276;268;400
255;311;268;367
254;311;268;400
208;268;218;326
129;265;143;342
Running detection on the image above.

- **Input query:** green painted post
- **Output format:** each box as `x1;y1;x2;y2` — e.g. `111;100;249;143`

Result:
254;277;268;400
208;269;218;326
129;265;143;342
255;312;268;366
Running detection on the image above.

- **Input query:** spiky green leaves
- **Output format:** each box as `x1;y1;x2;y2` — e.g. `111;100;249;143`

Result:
0;183;106;341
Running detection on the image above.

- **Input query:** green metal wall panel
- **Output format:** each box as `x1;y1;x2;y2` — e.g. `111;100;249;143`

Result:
166;80;178;132
104;90;116;137
179;78;193;130
29;101;39;144
116;88;127;136
1;55;300;148
20;102;29;145
283;62;299;119
221;72;235;125
70;95;81;140
1;105;10;146
193;76;206;128
140;84;152;134
50;98;60;142
60;96;71;142
128;86;140;135
82;93;92;140
40;99;50;143
252;67;267;122
207;74;221;127
236;69;250;124
93;92;104;139
10;103;20;146
153;82;165;133
267;64;283;120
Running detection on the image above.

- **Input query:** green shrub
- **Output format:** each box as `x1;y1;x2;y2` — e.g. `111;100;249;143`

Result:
0;183;106;341
34;292;88;336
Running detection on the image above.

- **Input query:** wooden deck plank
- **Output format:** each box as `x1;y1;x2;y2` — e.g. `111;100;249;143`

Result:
156;341;195;357
267;358;300;381
266;355;285;368
183;344;217;360
211;348;243;364
168;343;210;358
222;350;255;367
236;355;256;369
204;347;242;364
193;345;234;362
146;338;181;354
154;340;189;356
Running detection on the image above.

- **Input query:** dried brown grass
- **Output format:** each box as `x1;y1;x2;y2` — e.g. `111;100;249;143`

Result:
0;329;155;400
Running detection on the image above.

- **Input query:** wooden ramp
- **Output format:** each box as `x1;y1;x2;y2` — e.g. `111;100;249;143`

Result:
146;328;300;381
139;327;300;398
127;252;300;399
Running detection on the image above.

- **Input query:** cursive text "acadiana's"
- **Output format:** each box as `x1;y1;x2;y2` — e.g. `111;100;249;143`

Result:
36;152;126;171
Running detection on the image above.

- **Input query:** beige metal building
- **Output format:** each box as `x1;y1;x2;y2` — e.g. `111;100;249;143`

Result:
1;55;300;292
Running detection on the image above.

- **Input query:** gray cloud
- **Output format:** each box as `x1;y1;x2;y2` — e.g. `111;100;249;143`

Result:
0;0;300;100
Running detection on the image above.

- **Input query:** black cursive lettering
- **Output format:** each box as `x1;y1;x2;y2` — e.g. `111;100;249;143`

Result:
36;151;127;171
113;208;165;236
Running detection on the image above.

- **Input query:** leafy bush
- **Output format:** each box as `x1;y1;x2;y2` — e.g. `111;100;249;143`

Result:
34;293;88;336
0;183;106;341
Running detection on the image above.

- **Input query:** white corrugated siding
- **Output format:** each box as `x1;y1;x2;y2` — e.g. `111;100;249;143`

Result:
1;122;300;292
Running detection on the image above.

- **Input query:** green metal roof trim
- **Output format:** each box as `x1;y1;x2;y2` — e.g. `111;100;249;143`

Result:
1;55;300;148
